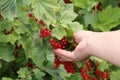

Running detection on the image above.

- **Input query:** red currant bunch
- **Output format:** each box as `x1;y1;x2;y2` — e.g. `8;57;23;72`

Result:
40;28;52;38
63;61;76;74
95;69;109;79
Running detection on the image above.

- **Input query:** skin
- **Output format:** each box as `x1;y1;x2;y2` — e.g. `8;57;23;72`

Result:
54;30;120;67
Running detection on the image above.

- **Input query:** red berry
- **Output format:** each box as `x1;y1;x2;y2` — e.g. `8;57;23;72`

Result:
39;20;45;26
26;62;34;68
0;13;2;19
64;0;72;4
28;13;33;18
86;60;91;70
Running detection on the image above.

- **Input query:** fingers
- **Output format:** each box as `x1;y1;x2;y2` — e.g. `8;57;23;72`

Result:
54;49;76;61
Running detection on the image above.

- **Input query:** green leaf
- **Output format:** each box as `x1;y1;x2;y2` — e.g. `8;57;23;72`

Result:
70;73;82;80
46;69;62;80
33;68;45;80
31;0;59;24
59;65;71;80
84;12;94;26
6;32;21;44
90;56;110;71
0;0;17;20
60;4;77;23
98;61;109;71
90;56;104;63
110;70;120;80
11;20;28;34
94;6;120;31
17;67;30;79
69;22;83;33
0;62;2;68
52;27;67;40
0;20;13;32
47;53;54;62
25;38;47;70
0;46;15;62
1;77;13;80
0;34;7;43
71;0;98;10
101;0;118;8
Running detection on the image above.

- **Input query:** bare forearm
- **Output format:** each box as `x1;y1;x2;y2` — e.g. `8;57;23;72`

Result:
88;30;120;67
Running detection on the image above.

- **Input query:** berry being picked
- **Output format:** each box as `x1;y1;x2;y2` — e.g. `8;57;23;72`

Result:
40;28;51;38
50;37;76;74
49;38;62;49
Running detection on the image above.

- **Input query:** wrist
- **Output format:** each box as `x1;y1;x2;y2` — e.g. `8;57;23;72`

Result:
86;32;101;56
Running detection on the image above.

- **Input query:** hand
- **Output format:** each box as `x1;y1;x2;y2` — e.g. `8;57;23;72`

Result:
54;31;95;62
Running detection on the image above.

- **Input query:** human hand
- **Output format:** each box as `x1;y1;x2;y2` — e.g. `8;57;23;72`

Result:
54;31;95;62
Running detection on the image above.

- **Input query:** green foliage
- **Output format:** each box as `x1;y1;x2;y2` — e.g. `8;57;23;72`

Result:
110;70;120;80
0;0;120;80
0;46;14;62
33;69;45;80
0;0;17;20
31;0;59;25
52;27;67;40
94;6;120;31
71;0;99;10
17;67;32;79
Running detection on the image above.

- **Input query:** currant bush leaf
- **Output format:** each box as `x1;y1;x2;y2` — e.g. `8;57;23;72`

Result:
101;0;118;8
52;27;67;40
110;70;120;80
0;0;17;20
1;77;13;80
33;69;45;80
31;0;59;24
0;46;15;62
71;0;99;10
17;67;31;79
94;6;120;31
69;22;83;33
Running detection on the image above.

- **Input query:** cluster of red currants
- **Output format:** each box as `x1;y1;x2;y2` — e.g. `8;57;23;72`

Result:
54;55;76;74
49;37;68;49
40;28;51;38
49;38;76;74
38;23;76;74
95;69;109;80
80;60;109;80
